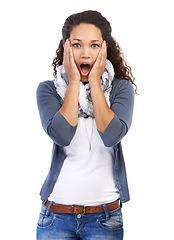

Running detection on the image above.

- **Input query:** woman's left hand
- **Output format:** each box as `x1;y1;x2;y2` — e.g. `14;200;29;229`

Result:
88;40;115;133
88;41;107;85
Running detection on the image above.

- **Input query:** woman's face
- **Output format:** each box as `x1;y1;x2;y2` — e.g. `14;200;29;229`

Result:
70;23;103;82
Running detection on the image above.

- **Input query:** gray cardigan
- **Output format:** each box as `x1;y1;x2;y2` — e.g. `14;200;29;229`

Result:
36;78;134;204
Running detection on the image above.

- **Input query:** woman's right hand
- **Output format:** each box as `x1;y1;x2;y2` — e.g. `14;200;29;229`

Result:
59;39;80;127
63;39;81;83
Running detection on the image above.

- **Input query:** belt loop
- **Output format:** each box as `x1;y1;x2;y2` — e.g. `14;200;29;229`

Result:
45;201;54;217
103;204;109;220
120;201;122;208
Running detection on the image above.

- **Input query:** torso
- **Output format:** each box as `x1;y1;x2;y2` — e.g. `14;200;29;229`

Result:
48;117;120;206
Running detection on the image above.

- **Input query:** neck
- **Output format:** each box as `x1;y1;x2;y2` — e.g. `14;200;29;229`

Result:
81;76;89;83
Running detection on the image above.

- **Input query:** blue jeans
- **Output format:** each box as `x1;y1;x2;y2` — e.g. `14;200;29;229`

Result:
37;201;123;240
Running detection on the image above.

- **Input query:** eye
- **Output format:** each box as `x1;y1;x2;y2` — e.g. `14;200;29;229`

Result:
72;43;81;48
91;44;100;48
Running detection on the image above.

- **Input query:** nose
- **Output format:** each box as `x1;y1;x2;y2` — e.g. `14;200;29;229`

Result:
81;47;90;59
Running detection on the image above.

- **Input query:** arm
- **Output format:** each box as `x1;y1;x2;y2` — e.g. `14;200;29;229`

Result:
99;79;134;147
90;82;115;133
36;81;78;147
37;40;81;146
90;79;134;147
89;41;134;147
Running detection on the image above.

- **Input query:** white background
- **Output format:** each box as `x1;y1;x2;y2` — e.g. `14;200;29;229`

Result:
0;0;174;239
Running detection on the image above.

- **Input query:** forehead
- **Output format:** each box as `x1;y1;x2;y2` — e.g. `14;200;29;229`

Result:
70;23;103;41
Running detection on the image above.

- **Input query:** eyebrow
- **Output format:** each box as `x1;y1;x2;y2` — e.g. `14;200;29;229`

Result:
72;39;101;43
91;40;101;43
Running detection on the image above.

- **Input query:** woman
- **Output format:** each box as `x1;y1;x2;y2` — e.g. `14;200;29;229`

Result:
36;10;136;240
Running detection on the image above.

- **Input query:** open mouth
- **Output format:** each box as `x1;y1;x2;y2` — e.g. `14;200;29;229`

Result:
80;64;91;76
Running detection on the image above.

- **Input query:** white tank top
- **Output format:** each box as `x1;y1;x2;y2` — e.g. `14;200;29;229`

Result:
48;117;120;206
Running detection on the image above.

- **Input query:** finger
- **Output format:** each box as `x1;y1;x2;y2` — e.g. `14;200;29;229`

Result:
100;41;107;64
103;41;107;57
63;39;70;66
97;47;103;64
67;39;76;66
97;41;107;63
63;40;68;64
68;42;75;65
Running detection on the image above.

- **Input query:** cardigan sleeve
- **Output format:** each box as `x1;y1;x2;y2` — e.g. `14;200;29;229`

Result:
36;81;77;147
99;79;134;147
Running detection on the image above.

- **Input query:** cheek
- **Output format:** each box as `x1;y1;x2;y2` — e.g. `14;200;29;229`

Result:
72;49;80;64
93;49;101;62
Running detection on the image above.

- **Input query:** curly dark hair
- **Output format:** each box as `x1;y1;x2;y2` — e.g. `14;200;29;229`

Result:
52;10;137;94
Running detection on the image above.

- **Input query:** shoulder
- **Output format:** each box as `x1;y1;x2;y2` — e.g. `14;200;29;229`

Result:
110;79;134;101
111;78;134;93
37;80;58;97
37;80;56;92
36;80;60;105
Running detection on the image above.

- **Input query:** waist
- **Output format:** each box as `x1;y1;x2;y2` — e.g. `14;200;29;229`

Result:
45;200;120;214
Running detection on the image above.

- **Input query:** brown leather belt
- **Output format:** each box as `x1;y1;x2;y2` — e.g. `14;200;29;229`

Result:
45;200;119;214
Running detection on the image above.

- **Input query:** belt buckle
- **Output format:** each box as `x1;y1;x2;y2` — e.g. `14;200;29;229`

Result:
70;205;86;215
77;205;86;215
